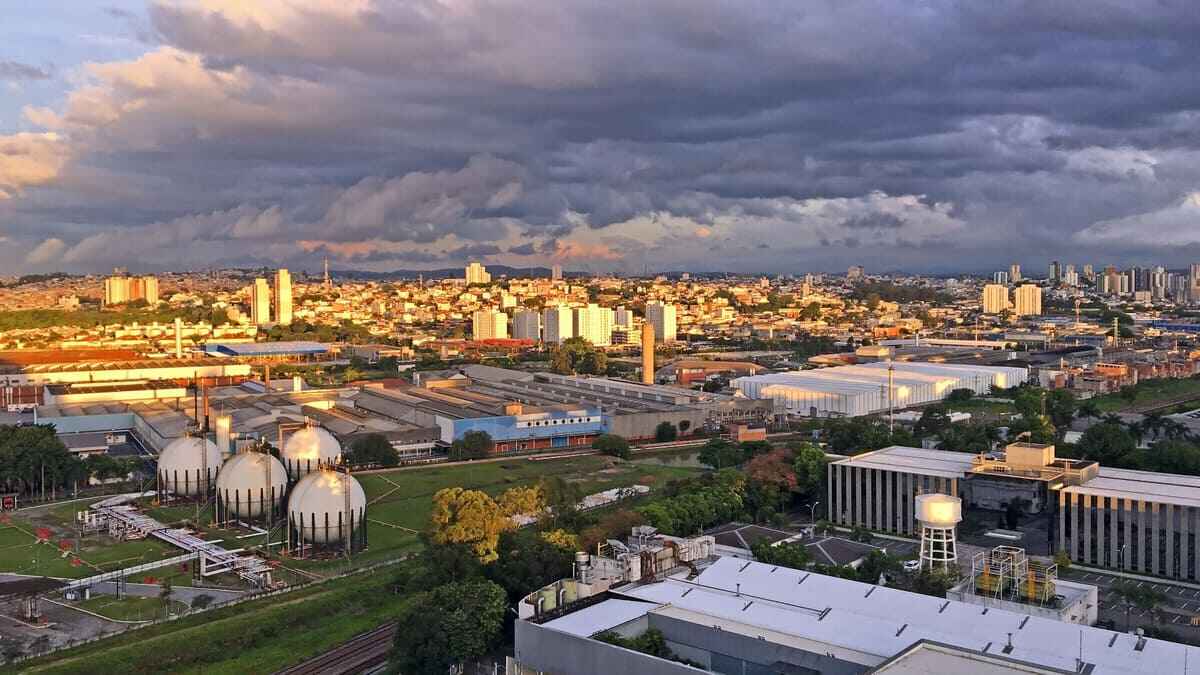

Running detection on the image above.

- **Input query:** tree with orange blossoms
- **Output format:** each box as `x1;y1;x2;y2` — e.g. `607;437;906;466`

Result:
430;486;547;563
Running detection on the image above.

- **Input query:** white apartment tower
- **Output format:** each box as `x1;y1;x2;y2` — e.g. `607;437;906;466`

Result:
249;277;271;326
472;309;508;340
542;305;574;344
1013;284;1042;316
274;268;293;326
1009;264;1021;282
573;303;613;347
981;284;1011;315
551;264;563;281
645;301;677;343
465;262;491;285
512;310;542;341
614;306;634;329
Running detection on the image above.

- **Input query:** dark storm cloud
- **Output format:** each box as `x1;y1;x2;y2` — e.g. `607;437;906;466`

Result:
6;0;1200;273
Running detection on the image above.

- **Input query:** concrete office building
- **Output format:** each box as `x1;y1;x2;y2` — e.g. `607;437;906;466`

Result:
830;443;1200;583
514;555;1194;675
1013;284;1042;316
733;362;1026;418
248;277;271;326
471;309;508;340
465;261;491;284
646;301;677;343
981;283;1010;314
1009;263;1021;282
573;303;613;347
542;305;574;345
274;268;293;326
512;310;541;341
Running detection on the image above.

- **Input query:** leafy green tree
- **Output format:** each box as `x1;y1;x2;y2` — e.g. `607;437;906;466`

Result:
654;421;677;442
486;529;573;605
449;430;493;460
790;442;828;500
346;433;400;467
751;540;811;569
537;475;584;527
1110;580;1167;631
0;424;86;498
1045;389;1077;429
945;388;974;403
914;405;952;438
593;434;631;459
549;337;608;375
698;438;745;470
594;629;676;660
391;580;507;675
739;440;773;459
1077;422;1137;466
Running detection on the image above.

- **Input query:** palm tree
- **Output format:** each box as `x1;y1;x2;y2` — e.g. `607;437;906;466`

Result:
1077;400;1102;420
1142;412;1165;441
1102;413;1124;426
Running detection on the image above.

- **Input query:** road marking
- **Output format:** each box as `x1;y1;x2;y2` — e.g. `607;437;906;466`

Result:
1183;603;1191;611
1173;615;1182;624
1137;582;1144;587
1193;590;1200;598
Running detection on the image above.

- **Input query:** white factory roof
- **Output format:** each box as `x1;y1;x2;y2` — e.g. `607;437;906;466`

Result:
1062;466;1200;509
831;446;974;479
540;598;658;637
735;361;1026;394
614;557;1199;674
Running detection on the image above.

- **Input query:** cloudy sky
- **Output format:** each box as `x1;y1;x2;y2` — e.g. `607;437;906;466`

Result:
2;1;1199;276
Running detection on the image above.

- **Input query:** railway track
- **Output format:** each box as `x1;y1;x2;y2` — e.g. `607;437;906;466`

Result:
276;622;396;675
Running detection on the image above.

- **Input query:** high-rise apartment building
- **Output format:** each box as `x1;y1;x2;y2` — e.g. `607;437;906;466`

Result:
847;265;864;280
572;303;613;347
1103;265;1121;297
645;301;677;343
981;284;1011;314
1191;263;1200;304
465;261;491;285
274;268;293;326
1009;264;1021;282
614;306;633;329
542;305;574;345
993;271;1009;284
248;278;271;326
551;264;562;281
512;310;541;341
1048;260;1061;283
1082;264;1095;281
471;309;508;340
1013;284;1042;316
104;270;159;306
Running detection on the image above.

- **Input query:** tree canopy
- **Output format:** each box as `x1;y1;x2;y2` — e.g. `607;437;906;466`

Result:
391;579;507;675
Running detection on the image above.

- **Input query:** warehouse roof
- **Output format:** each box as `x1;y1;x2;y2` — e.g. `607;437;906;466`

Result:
614;557;1199;674
541;598;659;637
831;446;974;479
203;341;328;357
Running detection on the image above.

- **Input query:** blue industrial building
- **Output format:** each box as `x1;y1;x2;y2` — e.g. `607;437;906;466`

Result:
203;341;329;358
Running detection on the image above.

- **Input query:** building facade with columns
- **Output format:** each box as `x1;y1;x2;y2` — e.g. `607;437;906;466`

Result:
829;443;1200;582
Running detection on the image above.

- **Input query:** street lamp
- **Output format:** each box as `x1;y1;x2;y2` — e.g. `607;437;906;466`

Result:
804;501;820;524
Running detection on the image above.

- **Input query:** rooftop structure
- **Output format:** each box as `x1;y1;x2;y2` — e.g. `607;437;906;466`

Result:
202;341;328;358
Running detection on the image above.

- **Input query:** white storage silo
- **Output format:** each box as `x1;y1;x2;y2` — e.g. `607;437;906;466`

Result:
157;436;222;497
215;451;288;522
287;468;367;553
281;425;342;478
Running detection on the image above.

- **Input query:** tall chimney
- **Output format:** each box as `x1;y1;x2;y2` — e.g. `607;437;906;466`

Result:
174;317;183;359
641;322;655;385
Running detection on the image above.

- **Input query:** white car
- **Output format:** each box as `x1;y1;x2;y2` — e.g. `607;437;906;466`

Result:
902;560;921;572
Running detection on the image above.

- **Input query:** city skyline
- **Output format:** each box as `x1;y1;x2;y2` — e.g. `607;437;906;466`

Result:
3;3;1200;276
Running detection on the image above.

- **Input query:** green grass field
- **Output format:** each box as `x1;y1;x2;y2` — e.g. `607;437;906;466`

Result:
1092;377;1200;412
75;595;190;622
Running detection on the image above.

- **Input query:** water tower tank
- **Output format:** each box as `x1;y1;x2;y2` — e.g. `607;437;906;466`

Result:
288;469;366;545
215;451;288;519
282;426;342;478
916;493;962;527
157;437;222;496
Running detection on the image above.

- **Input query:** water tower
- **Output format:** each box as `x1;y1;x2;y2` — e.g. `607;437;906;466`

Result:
916;493;962;571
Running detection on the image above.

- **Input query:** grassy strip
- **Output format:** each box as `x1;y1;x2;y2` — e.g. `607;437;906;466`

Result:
23;562;411;674
74;596;189;622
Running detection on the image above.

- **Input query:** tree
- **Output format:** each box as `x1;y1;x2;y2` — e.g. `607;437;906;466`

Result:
745;449;798;521
593;434;631;459
345;433;399;467
449;430;493;460
391;580;507;675
698;438;745;470
549;337;608;375
1110;580;1167;631
1077;422;1137;466
0;424;86;498
945;388;974;403
159;577;173;617
1076;399;1102;420
429;487;519;563
914;405;952;438
739;440;773;459
790;442;828;501
1044;389;1077;429
580;509;645;553
751;540;810;569
654;421;677;442
487;529;573;606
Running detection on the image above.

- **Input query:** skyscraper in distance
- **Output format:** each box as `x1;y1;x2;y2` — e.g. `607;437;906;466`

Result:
274;268;293;326
645;301;677;343
542;305;574;344
249;277;271;326
512;309;541;341
465;261;491;284
551;264;562;281
471;309;508;340
1013;284;1042;316
1009;264;1021;282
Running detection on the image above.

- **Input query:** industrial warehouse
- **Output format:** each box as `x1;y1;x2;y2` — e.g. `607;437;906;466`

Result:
512;543;1195;675
731;361;1028;417
828;443;1200;581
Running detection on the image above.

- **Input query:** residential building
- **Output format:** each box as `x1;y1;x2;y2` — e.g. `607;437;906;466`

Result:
274;268;293;326
573;303;613;347
542;305;574;344
1013;284;1042;316
1009;263;1021;282
104;272;159;306
551;264;562;281
645;301;677;343
614;306;633;329
512;309;541;341
465;261;491;285
471;309;508;340
981;284;1010;314
248;277;271;326
993;271;1009;284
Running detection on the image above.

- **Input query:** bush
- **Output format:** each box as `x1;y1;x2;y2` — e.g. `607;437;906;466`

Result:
449;430;493;460
593;434;631;459
946;388;975;403
654;421;678;442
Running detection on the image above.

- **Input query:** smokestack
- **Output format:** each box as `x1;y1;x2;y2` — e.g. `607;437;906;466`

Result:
642;322;655;385
174;317;183;359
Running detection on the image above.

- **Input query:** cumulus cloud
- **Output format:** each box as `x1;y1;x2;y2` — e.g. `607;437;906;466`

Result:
26;238;66;264
0;61;52;81
6;0;1200;272
1074;193;1200;247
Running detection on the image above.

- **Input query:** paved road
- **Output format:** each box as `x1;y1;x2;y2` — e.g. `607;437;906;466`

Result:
1059;568;1200;634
